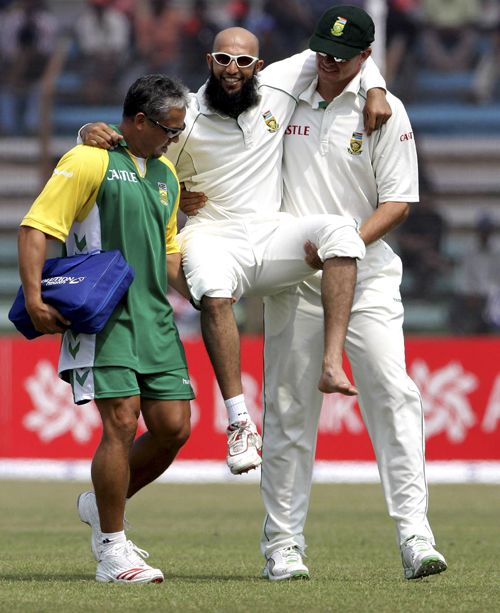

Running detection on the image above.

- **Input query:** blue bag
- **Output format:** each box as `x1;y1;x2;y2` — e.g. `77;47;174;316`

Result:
9;250;135;340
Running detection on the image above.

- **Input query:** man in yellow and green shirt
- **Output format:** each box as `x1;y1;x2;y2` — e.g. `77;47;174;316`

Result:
18;74;194;584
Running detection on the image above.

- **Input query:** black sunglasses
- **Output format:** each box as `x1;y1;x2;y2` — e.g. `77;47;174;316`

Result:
146;115;186;138
211;52;259;68
317;52;350;64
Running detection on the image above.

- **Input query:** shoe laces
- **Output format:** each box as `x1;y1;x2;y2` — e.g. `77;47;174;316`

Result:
227;421;253;440
124;539;150;561
107;539;150;563
404;535;432;553
281;546;302;564
227;426;241;440
227;419;253;432
227;428;247;453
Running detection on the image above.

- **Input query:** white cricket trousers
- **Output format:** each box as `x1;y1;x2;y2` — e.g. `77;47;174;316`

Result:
260;240;435;557
177;213;365;302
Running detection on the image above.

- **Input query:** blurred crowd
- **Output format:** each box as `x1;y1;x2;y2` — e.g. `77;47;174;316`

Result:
0;0;320;135
385;0;500;102
1;0;500;136
0;0;499;336
395;199;500;335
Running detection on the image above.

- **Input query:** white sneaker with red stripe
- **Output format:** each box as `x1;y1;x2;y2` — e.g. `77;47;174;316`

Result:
96;540;164;583
226;420;262;475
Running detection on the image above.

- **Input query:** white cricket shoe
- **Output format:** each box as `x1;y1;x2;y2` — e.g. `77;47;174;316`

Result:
226;420;262;475
401;535;447;579
96;539;164;584
77;491;101;561
262;546;310;581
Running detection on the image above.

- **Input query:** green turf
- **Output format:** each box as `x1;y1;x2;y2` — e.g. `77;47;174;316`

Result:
0;481;498;612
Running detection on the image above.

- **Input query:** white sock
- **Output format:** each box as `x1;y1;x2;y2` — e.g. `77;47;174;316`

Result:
225;394;250;425
101;530;126;547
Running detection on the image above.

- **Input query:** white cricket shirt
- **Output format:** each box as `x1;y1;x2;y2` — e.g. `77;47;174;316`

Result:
282;72;419;224
166;52;386;225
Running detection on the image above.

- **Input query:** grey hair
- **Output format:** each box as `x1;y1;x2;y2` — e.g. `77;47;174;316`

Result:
122;74;189;119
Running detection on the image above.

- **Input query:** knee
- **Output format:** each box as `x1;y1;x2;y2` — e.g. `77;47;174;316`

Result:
169;412;191;448
153;412;191;450
99;400;139;444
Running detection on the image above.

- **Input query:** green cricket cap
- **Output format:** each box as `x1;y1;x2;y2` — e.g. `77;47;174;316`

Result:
309;5;375;59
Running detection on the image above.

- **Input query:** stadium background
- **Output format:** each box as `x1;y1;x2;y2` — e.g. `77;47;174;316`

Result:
0;0;499;482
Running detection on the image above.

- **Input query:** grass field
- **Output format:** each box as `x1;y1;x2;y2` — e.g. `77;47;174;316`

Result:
0;481;499;612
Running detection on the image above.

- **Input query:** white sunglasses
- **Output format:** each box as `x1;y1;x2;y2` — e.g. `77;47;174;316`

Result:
211;52;259;68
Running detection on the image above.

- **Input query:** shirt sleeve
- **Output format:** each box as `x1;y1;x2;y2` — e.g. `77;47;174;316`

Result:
21;145;108;242
360;56;386;92
160;157;181;254
371;95;419;203
76;125;86;145
259;49;317;98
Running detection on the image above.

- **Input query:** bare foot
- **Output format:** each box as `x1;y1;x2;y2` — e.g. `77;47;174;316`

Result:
318;367;358;396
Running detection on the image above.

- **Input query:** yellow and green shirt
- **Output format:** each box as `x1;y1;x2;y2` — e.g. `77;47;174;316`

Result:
21;138;188;375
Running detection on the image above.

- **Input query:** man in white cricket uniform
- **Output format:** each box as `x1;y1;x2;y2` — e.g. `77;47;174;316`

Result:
166;29;386;475
80;29;389;477
260;6;448;581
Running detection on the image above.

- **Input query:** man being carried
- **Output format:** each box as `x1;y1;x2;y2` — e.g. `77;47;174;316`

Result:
81;27;390;476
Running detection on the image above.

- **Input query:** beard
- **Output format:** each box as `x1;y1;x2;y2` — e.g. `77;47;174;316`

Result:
204;71;260;118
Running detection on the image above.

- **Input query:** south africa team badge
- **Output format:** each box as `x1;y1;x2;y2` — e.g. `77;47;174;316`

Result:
331;16;347;37
262;110;280;133
348;132;363;155
158;182;169;206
